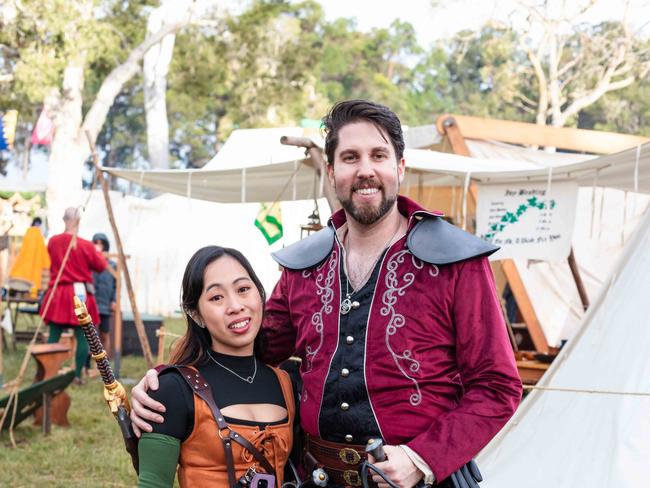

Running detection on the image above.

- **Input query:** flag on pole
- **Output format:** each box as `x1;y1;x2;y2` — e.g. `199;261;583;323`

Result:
31;108;54;145
254;202;283;245
0;110;18;150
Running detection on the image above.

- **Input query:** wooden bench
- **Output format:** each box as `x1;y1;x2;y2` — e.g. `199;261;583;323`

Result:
0;370;74;434
0;343;75;434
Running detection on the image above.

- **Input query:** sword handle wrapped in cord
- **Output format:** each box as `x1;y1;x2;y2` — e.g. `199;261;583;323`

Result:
73;296;139;473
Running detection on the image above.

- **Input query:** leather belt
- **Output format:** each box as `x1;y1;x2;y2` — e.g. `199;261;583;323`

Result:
307;435;378;487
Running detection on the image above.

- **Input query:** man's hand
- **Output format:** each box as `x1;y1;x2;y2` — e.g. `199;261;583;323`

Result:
130;368;165;437
369;445;424;488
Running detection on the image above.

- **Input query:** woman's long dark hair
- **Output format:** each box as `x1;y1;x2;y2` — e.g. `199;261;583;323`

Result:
169;246;266;366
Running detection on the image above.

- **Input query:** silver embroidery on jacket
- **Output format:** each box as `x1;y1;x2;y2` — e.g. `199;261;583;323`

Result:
411;254;440;277
381;249;433;406
303;249;337;374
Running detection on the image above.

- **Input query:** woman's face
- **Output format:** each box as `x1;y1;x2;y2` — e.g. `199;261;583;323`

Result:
195;255;263;356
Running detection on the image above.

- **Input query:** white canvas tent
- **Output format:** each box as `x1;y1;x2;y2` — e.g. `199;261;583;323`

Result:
477;203;650;487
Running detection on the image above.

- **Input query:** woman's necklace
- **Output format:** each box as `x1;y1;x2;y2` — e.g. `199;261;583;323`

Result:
340;219;402;315
207;350;258;384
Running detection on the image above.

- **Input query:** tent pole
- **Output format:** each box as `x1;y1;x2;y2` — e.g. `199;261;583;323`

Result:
439;115;549;353
435;113;650;154
567;248;590;311
114;255;123;376
280;136;341;213
86;132;155;369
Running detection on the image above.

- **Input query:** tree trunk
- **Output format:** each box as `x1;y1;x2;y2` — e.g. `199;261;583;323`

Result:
45;22;187;230
144;0;192;170
46;55;87;233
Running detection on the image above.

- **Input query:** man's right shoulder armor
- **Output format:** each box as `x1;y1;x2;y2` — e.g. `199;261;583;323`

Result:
271;226;336;270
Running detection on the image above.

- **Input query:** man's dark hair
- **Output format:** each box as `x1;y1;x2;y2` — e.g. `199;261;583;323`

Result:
322;99;405;164
31;217;42;227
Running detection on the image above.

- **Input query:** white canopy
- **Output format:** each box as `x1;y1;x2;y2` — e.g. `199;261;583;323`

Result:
103;127;650;202
477;203;650;487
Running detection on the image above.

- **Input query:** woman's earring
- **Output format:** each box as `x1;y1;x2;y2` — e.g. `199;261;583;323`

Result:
190;312;205;328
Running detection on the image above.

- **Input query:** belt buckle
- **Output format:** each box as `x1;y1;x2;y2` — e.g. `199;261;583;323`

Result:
339;447;361;465
343;469;362;486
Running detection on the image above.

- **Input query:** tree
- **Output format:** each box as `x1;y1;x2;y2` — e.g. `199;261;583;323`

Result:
0;0;194;227
143;0;194;170
517;1;650;128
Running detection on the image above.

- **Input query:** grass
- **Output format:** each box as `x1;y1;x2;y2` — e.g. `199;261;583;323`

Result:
0;316;186;487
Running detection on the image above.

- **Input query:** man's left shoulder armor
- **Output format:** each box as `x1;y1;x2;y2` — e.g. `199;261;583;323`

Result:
407;215;499;265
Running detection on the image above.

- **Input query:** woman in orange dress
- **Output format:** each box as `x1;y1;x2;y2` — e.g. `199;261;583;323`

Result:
137;246;294;487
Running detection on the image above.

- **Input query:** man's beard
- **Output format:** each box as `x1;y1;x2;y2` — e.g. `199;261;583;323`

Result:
339;185;396;226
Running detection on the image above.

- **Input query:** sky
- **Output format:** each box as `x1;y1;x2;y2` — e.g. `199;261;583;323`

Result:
317;0;650;47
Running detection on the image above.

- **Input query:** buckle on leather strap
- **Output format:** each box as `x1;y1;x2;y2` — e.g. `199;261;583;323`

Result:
339;447;361;465
343;469;362;486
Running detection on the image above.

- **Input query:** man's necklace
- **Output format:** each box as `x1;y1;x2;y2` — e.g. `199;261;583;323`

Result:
206;349;257;384
340;220;402;315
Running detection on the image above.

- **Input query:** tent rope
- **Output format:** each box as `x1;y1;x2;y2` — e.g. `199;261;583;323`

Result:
259;162;303;222
523;384;650;397
461;171;472;230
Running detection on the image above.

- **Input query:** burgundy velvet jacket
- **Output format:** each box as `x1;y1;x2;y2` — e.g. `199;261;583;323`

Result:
261;196;522;481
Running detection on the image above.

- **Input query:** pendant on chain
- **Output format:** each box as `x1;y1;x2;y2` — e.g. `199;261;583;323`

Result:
340;296;352;315
340;296;360;315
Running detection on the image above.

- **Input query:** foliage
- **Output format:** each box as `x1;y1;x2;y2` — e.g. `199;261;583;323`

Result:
0;0;153;175
579;78;650;137
2;0;649;175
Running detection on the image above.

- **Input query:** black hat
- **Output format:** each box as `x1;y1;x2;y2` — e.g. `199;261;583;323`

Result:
92;233;110;252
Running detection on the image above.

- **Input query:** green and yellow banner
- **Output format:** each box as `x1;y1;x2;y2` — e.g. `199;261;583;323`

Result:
254;202;283;245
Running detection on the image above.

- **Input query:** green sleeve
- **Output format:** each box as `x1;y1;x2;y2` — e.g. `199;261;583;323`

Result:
138;433;181;488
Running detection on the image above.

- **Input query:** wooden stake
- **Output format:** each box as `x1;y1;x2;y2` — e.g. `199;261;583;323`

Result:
567;248;590;311
0;308;4;387
156;326;165;365
280;136;341;214
113;255;124;376
85;132;154;369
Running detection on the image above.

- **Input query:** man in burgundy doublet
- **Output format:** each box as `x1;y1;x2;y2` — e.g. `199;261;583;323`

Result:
262;196;522;482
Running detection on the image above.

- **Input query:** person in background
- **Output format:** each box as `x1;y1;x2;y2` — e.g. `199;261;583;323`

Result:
91;232;116;355
8;217;50;298
40;207;107;384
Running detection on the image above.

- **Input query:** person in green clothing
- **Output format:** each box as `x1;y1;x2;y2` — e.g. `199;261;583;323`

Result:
138;246;295;487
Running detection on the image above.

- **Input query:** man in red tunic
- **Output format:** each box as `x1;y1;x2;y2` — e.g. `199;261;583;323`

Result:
40;207;107;384
131;101;522;487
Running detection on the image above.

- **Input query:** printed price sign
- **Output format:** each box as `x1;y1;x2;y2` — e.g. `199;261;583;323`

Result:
476;181;578;261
